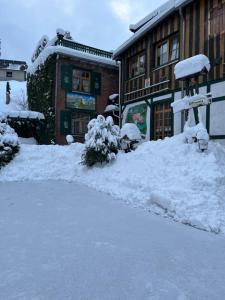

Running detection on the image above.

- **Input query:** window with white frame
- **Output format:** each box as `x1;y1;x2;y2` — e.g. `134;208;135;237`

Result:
157;42;168;66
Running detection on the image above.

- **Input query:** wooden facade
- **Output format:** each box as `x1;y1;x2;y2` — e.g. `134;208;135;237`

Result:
115;0;225;140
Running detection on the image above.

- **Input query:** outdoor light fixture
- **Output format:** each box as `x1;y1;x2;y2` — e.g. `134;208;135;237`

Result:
198;139;208;152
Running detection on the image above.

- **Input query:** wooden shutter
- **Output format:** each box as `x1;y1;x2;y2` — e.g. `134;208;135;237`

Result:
61;65;72;92
60;110;71;135
91;72;101;95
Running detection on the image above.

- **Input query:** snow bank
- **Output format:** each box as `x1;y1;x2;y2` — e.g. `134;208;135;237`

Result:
174;54;211;80
1;134;225;233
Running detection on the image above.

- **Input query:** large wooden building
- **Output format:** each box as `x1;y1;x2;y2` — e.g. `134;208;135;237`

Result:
114;0;225;141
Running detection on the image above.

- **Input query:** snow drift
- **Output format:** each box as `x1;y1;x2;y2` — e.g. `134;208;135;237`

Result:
0;134;225;233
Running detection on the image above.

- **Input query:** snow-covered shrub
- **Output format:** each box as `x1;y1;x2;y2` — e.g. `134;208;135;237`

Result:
120;123;142;152
0;114;19;169
82;115;120;167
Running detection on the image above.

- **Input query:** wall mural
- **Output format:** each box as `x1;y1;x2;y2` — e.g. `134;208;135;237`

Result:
66;92;96;111
125;103;147;135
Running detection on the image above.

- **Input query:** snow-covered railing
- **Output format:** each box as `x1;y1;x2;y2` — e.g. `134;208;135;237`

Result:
55;39;113;59
171;93;212;114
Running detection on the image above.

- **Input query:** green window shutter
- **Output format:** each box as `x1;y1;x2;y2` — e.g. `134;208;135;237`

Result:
60;110;71;135
61;65;72;92
91;72;101;95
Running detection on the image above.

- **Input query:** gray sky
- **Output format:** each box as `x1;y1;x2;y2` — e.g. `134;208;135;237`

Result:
0;0;167;64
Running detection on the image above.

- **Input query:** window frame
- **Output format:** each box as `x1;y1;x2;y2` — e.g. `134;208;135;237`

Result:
127;51;146;80
155;34;179;67
72;68;91;94
6;71;13;78
209;3;225;36
157;41;169;66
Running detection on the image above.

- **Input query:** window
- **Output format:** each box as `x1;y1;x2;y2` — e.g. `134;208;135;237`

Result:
170;37;179;61
210;3;225;35
157;42;168;66
129;53;146;78
6;71;12;78
154;102;172;140
71;113;90;136
72;69;91;94
155;35;179;67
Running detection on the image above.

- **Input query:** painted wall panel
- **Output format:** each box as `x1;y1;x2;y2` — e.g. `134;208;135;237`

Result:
122;100;150;140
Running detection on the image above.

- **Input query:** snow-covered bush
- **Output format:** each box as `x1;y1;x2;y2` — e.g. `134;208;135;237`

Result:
0;114;19;169
82;115;120;167
120;123;142;152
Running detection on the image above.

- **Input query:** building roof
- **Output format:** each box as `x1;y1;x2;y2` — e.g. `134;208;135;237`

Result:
28;32;118;75
113;0;193;59
0;59;27;71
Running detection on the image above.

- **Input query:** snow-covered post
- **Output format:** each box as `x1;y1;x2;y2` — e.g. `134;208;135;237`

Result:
172;55;212;151
6;81;11;105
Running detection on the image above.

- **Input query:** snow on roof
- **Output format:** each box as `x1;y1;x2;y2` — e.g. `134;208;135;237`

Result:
4;110;44;120
109;94;119;100
174;54;211;80
120;123;142;140
28;45;118;75
104;104;119;112
129;0;174;32
114;0;192;58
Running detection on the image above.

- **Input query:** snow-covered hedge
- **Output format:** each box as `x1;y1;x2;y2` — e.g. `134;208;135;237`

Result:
82;115;120;167
0;114;19;169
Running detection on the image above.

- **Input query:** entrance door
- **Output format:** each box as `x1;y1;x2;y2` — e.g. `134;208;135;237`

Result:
71;112;90;142
153;102;172;140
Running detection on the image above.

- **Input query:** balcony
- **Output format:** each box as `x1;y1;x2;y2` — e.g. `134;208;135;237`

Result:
55;39;113;59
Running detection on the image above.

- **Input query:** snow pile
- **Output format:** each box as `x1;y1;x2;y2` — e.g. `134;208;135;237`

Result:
1;133;225;233
184;122;209;144
174;54;211;80
120;123;142;140
66;134;74;145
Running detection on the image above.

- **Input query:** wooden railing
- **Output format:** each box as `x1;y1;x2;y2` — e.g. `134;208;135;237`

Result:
55;39;113;59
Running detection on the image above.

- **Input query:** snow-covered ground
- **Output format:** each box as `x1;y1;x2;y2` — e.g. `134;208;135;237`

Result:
1;180;225;300
1;134;225;234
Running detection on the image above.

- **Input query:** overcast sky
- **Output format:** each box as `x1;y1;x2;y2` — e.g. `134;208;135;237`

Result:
0;0;167;64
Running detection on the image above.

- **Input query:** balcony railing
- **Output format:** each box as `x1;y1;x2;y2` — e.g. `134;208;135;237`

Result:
55;39;113;59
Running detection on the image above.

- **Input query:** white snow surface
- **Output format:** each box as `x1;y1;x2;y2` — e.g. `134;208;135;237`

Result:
1;180;225;300
0;80;27;112
1;134;225;233
104;104;119;112
120;123;142;140
28;45;117;75
0;81;44;119
174;54;211;80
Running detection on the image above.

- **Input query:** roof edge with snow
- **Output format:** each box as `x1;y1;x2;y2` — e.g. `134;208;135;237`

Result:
114;0;193;59
28;46;118;75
